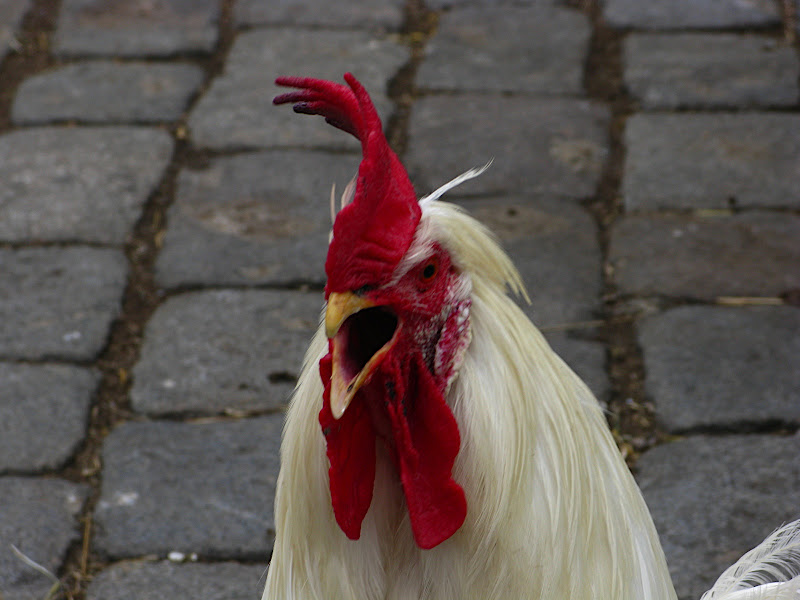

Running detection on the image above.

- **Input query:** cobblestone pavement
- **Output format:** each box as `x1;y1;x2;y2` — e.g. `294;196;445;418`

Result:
1;1;798;599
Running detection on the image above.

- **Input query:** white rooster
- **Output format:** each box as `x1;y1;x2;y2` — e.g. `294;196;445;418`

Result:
263;73;800;600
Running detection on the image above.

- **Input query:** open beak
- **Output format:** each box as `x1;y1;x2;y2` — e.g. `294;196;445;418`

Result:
325;291;399;420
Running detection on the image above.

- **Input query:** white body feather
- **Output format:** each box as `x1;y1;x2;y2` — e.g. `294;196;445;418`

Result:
263;188;800;600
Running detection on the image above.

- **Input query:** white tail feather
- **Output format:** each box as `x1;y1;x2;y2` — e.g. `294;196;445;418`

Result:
715;580;800;600
702;519;800;600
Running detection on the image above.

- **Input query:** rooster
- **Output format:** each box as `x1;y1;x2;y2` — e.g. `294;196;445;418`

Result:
263;73;800;600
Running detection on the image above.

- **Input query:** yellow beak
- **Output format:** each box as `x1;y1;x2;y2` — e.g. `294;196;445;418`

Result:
325;291;396;420
325;291;375;339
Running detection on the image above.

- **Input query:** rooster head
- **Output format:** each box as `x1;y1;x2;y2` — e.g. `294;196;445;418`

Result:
274;74;469;550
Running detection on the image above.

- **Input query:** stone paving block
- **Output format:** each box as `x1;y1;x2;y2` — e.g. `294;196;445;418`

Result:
0;0;29;61
156;151;359;289
407;96;609;199
53;0;219;57
609;212;800;300
638;306;800;432
87;560;268;600
426;0;555;7
623;113;800;210
417;5;589;95
0;477;88;600
624;34;799;110
603;0;780;29
544;332;609;403
235;0;404;29
131;290;321;415
0;127;173;243
0;247;127;361
94;417;282;559
637;434;800;600
0;363;98;473
12;61;204;124
454;196;602;327
189;29;407;150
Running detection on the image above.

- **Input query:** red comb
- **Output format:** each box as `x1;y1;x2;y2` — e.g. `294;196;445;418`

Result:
274;74;375;139
274;73;421;296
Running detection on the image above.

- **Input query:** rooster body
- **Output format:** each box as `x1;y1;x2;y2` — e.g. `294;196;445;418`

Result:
264;74;799;600
264;200;673;599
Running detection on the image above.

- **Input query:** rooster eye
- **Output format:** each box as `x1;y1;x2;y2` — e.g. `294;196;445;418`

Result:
420;258;439;283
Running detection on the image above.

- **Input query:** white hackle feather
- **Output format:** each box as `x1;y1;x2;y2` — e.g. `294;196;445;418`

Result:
701;520;800;600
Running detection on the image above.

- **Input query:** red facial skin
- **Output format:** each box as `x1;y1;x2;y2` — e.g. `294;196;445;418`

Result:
319;244;468;550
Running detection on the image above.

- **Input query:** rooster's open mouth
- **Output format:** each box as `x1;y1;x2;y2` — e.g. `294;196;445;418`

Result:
326;292;399;419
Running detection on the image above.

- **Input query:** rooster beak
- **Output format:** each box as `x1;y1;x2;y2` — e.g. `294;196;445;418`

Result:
325;291;398;420
325;292;374;339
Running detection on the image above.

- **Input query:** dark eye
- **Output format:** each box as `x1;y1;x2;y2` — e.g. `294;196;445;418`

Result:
419;257;439;283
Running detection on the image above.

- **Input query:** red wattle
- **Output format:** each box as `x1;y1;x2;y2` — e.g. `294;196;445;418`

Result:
386;354;466;549
319;350;376;540
319;342;466;549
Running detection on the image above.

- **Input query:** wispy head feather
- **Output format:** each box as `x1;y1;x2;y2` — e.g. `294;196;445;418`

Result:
420;161;494;206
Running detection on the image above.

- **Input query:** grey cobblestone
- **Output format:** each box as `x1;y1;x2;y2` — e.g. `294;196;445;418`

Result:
426;0;548;8
0;477;88;600
12;61;205;124
603;0;780;30
94;417;282;560
0;363;98;473
53;0;220;57
0;127;173;243
189;29;408;150
638;306;800;432
624;34;799;110
609;212;800;300
407;95;609;198
235;0;405;29
637;434;800;600
86;560;268;600
131;290;320;416
0;0;30;62
156;151;359;289
623;113;800;210
0;247;127;361
417;5;590;95
3;0;799;596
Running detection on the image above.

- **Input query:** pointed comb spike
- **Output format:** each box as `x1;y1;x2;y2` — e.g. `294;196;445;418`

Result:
273;73;421;297
274;76;365;140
